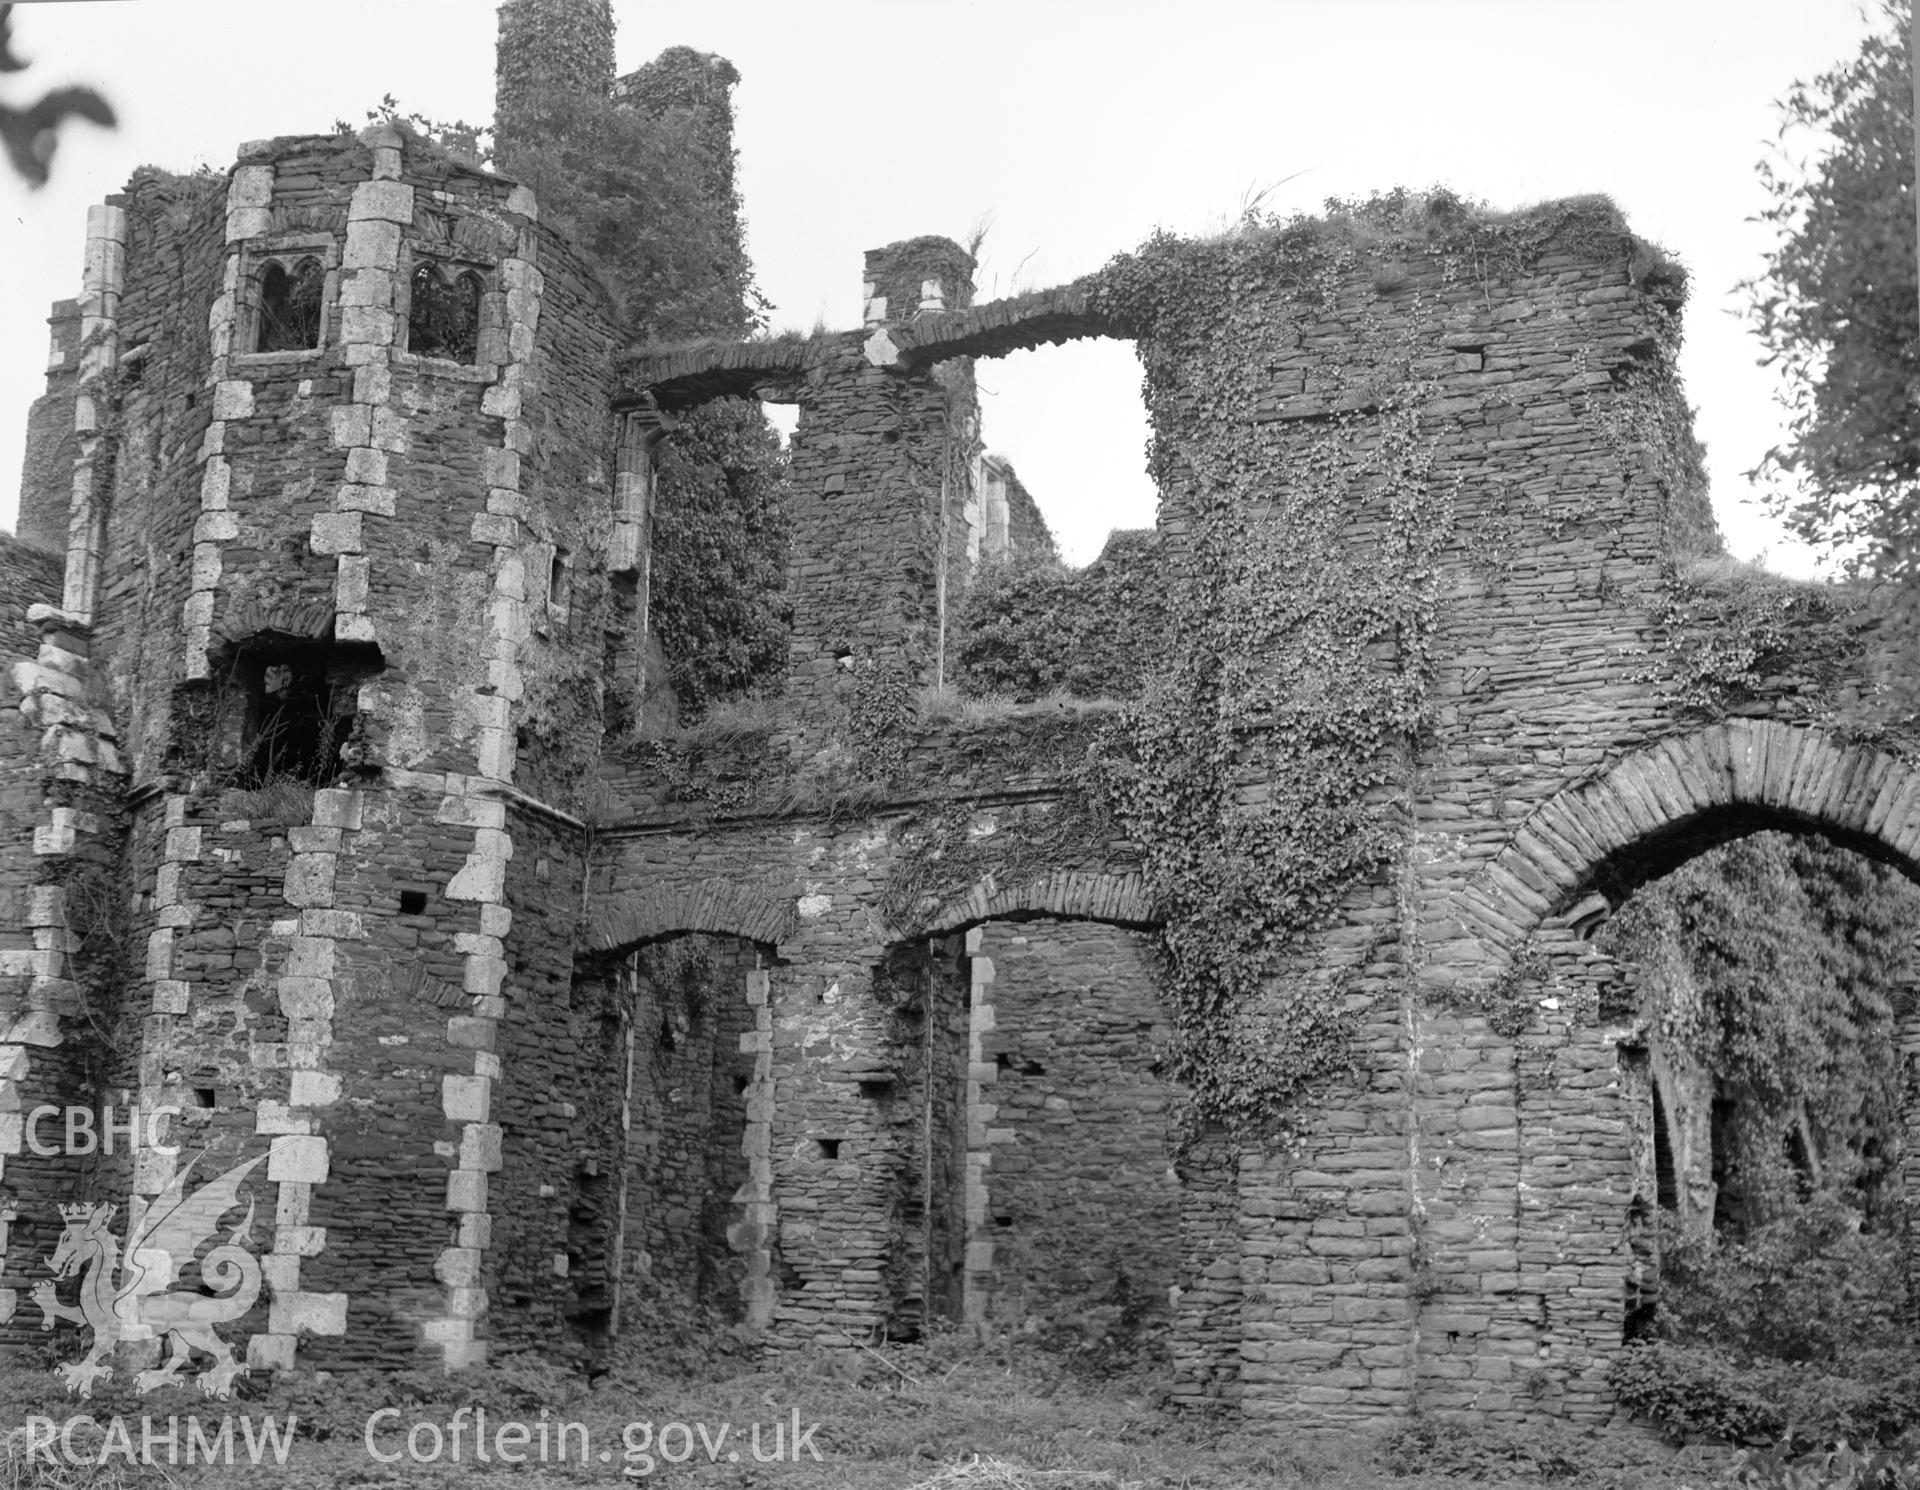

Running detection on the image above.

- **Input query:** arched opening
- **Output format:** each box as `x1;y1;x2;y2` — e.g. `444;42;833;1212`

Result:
880;914;1185;1369
1592;827;1920;1441
559;932;771;1358
1599;830;1918;1242
1460;726;1920;1436
255;256;323;352
407;263;482;362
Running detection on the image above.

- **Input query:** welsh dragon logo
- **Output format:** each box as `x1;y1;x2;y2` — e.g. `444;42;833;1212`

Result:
34;1150;267;1399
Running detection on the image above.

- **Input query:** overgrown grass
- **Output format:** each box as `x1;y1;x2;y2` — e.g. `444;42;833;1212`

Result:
916;686;1125;729
212;774;313;829
0;1339;1720;1489
1185;186;1675;281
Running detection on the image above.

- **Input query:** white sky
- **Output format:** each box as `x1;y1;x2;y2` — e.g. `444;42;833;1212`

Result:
0;0;1892;570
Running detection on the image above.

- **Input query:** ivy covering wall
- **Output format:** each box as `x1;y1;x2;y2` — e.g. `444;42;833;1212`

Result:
1078;195;1493;1140
487;6;792;726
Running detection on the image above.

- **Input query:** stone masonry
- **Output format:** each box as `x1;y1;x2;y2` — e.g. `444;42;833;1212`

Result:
2;113;1915;1432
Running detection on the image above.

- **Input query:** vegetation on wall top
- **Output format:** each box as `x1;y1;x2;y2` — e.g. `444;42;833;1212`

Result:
1642;555;1871;723
497;89;763;342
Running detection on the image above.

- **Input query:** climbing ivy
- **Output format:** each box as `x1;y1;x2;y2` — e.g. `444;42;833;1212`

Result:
877;711;1127;933
1641;558;1865;722
1599;831;1919;1231
1077;192;1651;1142
495;73;763;340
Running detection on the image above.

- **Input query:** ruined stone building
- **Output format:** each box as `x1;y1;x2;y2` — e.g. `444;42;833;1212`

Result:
0;10;1916;1427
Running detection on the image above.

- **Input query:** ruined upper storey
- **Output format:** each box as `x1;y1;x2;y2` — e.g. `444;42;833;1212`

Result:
9;127;626;813
609;195;1710;730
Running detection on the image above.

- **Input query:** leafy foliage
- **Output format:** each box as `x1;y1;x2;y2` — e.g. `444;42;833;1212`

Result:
488;39;789;720
1601;832;1918;1228
1740;0;1920;576
0;3;113;187
406;263;481;361
647;398;792;717
257;258;325;353
1654;1200;1914;1369
1613;1336;1920;1452
953;532;1166;702
1645;560;1865;721
1607;837;1920;1456
493;0;614;160
498;87;763;340
1734;1435;1920;1490
336;92;490;166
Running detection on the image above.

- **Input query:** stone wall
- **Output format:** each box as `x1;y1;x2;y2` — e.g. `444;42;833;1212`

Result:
0;125;630;1375
12;300;80;554
963;921;1181;1335
6;153;1915;1428
620;935;760;1326
601;205;1920;1422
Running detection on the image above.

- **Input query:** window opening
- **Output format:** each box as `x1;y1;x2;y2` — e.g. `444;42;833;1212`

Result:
408;263;481;362
256;257;323;352
232;639;381;787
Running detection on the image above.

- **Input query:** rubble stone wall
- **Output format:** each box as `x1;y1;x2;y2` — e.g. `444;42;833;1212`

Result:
6;156;1915;1431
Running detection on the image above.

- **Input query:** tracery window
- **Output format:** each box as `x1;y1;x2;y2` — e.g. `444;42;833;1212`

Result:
255;256;324;352
407;263;483;362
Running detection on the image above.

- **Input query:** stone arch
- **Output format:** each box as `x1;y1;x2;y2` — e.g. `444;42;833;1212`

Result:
1453;719;1920;962
901;868;1155;942
206;595;336;656
878;867;1186;1341
1432;718;1920;1413
254;254;325;352
583;880;794;958
565;913;782;1345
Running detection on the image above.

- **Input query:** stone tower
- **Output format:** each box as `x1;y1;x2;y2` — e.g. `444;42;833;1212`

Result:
0;125;626;1370
493;0;616;164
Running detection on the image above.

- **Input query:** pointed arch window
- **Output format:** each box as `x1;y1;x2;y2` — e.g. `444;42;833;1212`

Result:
256;256;324;352
407;264;483;362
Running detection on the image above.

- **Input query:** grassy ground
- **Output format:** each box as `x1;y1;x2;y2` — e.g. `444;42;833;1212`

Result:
0;1333;1734;1490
